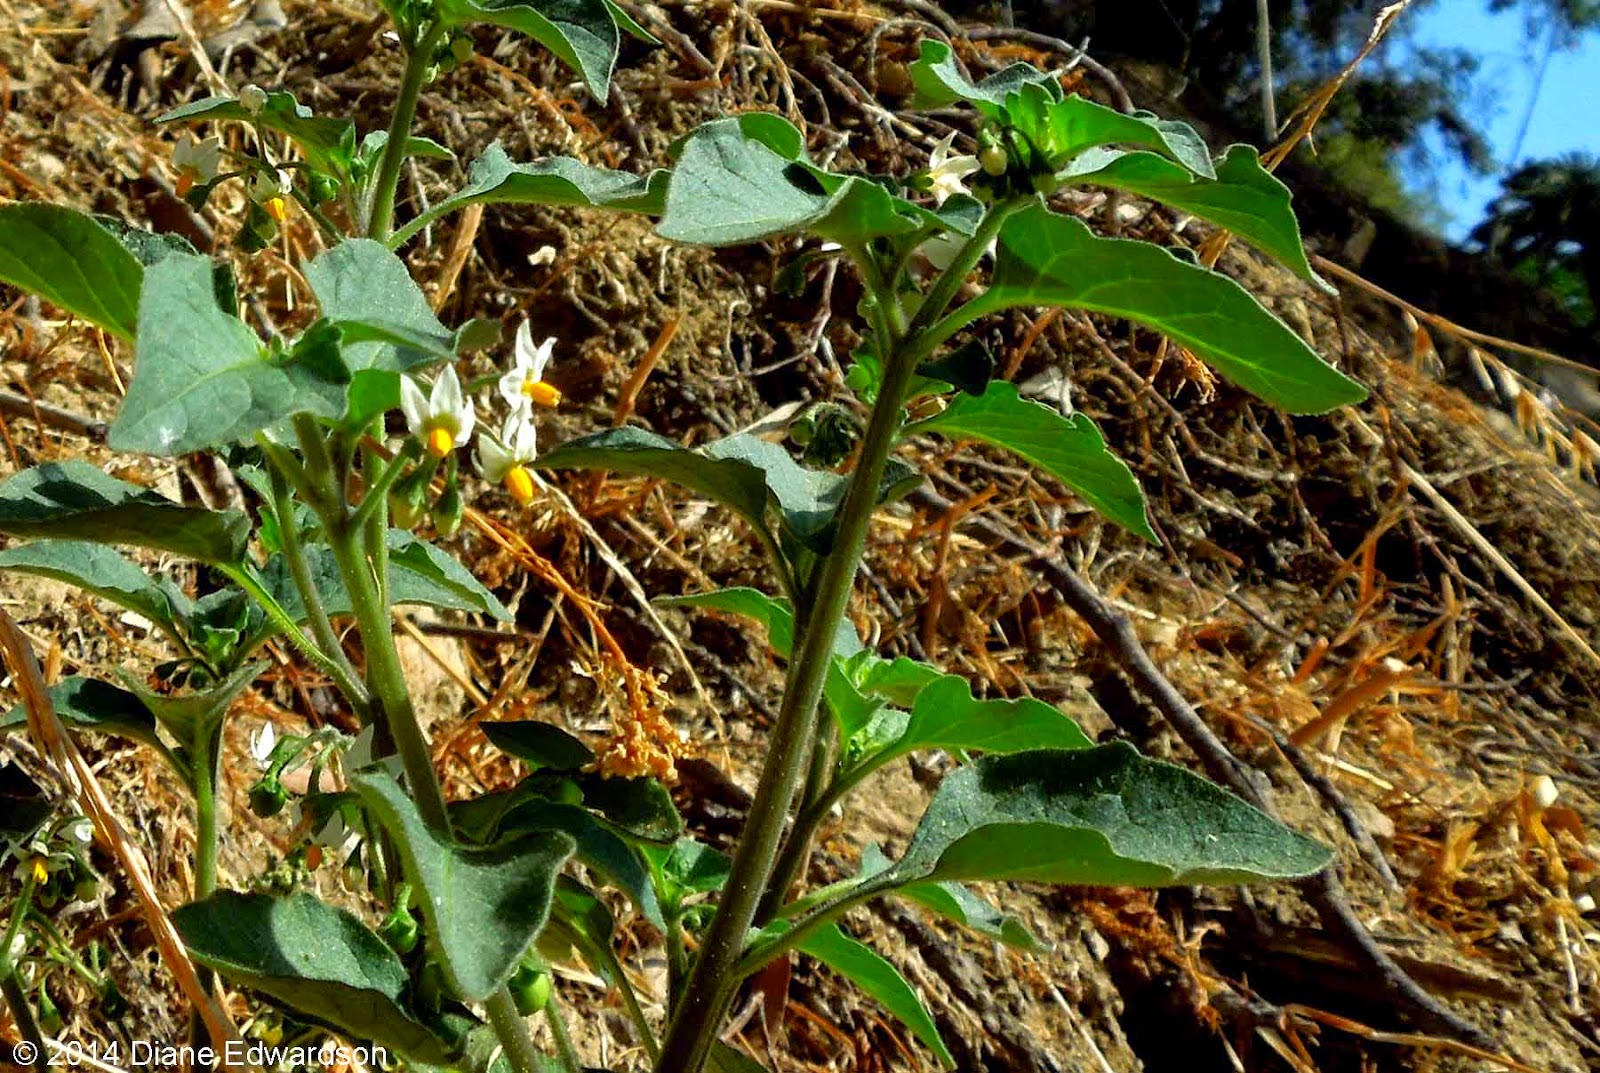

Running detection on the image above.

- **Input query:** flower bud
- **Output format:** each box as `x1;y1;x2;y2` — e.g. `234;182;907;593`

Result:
239;84;269;114
380;907;420;955
432;479;464;538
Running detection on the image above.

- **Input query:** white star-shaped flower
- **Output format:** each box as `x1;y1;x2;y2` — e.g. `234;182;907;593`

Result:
249;722;278;768
498;322;561;412
401;366;476;458
926;133;980;205
475;411;539;505
249;167;293;222
172;133;222;196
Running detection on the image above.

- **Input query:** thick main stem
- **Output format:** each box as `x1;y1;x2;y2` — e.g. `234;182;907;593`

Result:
651;308;926;1073
366;21;447;241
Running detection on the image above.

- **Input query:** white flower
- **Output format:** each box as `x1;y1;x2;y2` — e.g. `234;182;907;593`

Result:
250;722;278;768
401;366;476;458
172;133;222;196
63;818;93;845
249;167;293;223
239;84;269;114
498;322;561;412
926;133;980;205
475;411;539;505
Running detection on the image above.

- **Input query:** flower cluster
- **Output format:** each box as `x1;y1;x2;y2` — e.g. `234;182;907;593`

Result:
399;321;560;508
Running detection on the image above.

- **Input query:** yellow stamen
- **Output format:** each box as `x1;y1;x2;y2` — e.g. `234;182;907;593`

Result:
31;858;47;884
264;196;289;223
505;465;536;505
521;379;562;408
425;425;455;458
176;170;196;197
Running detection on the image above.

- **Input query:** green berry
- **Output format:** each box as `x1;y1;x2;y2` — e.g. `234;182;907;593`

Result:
249;778;288;819
509;966;552;1015
451;35;474;63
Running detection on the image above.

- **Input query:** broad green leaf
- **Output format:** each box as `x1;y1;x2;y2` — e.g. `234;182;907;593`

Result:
256;532;510;625
157;92;355;175
357;129;456;168
496;800;665;927
0;540;190;627
642;837;731;902
1069;145;1329;290
1007;83;1215;179
352;770;574;1002
1;677;164;755
0;460;249;563
437;0;621;101
914;381;1155;541
657;115;930;246
110;252;346;455
0;203;144;340
907;38;1059;120
482;721;596;771
798;923;952;1065
172;891;463;1063
858;845;1040;951
92;216;199;267
0;763;51;842
884;744;1332;888
122;659;263;755
972;206;1366;413
846;675;1092;777
302;239;454;373
391;142;669;247
538;427;911;552
571;771;682;843
386;531;514;621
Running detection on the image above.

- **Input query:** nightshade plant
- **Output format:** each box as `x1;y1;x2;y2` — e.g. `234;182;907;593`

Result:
0;6;1364;1070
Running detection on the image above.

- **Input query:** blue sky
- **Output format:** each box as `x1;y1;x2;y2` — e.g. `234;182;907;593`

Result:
1401;2;1598;240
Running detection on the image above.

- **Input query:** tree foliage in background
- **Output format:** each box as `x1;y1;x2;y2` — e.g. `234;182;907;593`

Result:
1472;153;1600;327
998;0;1598;229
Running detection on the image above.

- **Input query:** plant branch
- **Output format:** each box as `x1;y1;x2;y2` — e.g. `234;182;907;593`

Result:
267;466;370;715
484;989;553;1073
367;20;448;240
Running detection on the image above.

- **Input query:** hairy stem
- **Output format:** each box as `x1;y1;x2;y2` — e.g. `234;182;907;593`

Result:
485;989;553;1073
367;20;448;240
651;263;933;1073
268;466;370;714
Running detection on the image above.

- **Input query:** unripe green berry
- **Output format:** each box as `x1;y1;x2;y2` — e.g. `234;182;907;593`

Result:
979;143;1009;177
509;966;552;1015
249;778;288;819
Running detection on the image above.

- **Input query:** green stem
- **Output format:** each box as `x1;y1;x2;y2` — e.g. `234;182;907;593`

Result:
733;875;898;980
485;989;553;1073
0;971;47;1073
192;739;219;900
367;20;448;240
544;1000;583;1073
652;273;929;1073
268;466;370;714
665;913;689;1012
348;442;419;537
216;562;367;707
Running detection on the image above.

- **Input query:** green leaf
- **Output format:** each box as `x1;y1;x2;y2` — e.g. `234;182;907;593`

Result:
392;142;669;248
172;890;464;1063
110;252;346;455
538;427;906;552
482;721;596;771
437;0;621;101
858;845;1040;951
658;587;872;734
92;216;200;267
914;380;1155;541
642;837;731;901
0;203;144;340
157;92;355;176
0;763;52;843
302;239;455;373
0;540;190;627
352;769;575;1002
1007;83;1215;179
1;677;163;755
657;115;931;246
0;460;249;563
798;923;952;1066
386;531;514;621
570;771;682;843
907;38;1059;121
1069;145;1329;290
710;1043;770;1073
257;533;512;631
846;675;1092;777
884;744;1333;888
122;659;263;755
497;800;665;927
973;206;1366;414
